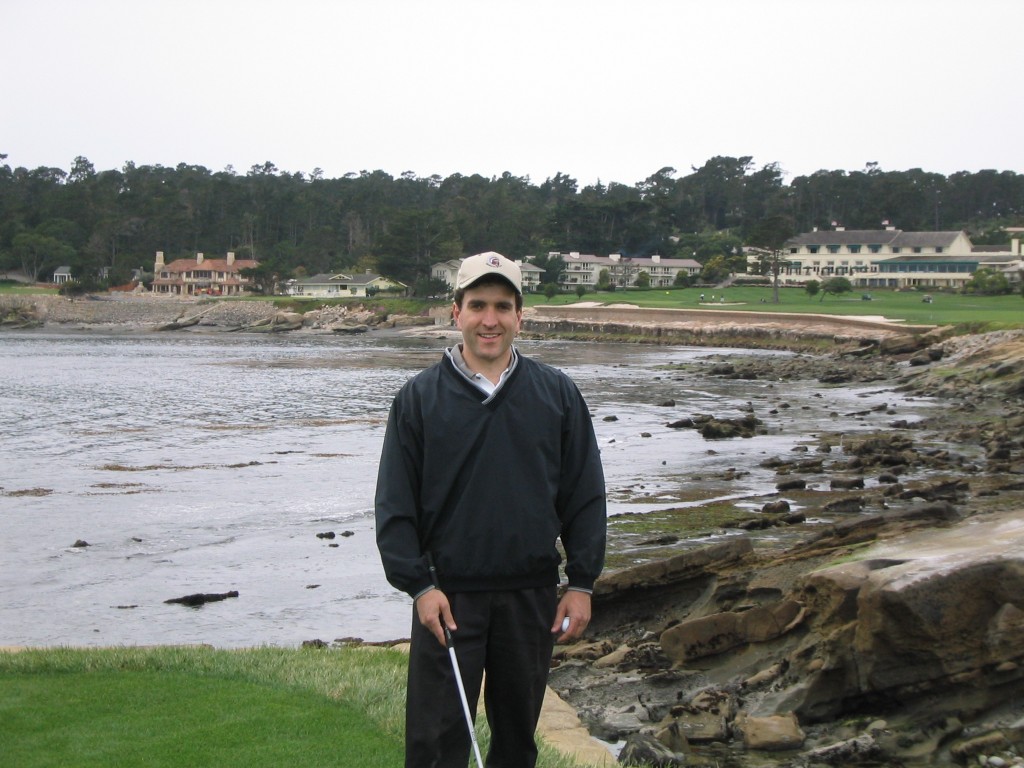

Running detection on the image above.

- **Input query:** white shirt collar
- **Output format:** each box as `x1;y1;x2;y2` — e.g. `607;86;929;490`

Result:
446;344;518;399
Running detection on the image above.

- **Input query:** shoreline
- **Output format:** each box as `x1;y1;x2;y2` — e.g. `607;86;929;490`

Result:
1;293;949;355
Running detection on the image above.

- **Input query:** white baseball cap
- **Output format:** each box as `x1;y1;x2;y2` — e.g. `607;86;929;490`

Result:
455;252;522;295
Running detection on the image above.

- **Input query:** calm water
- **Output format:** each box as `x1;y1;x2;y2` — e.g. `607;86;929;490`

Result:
0;329;935;648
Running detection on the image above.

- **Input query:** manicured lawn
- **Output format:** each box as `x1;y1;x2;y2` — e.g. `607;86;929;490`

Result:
0;646;591;768
0;646;406;768
8;279;1018;331
527;286;1024;330
0;284;58;295
4;670;399;767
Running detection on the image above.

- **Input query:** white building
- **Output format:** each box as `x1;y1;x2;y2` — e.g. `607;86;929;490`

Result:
555;252;702;289
52;266;73;284
777;226;1022;289
283;271;405;298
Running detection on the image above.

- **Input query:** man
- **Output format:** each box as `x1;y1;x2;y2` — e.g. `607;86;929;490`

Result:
375;251;607;768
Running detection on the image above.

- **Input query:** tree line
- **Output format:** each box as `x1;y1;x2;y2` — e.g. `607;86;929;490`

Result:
1;154;1022;294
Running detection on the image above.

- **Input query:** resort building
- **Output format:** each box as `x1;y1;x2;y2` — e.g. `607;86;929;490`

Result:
433;252;700;293
777;226;1023;289
554;252;702;289
151;251;258;296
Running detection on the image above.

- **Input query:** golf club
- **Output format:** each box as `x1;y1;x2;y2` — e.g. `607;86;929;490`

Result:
427;554;485;768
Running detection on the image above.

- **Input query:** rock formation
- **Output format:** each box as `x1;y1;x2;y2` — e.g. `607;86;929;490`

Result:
549;330;1024;767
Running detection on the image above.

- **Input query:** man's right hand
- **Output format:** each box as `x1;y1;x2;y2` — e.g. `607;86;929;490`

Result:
415;587;456;648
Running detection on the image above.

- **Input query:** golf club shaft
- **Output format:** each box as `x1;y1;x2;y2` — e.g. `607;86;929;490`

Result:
446;633;484;768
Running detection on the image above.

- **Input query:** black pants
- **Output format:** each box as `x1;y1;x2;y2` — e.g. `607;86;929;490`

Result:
405;586;557;768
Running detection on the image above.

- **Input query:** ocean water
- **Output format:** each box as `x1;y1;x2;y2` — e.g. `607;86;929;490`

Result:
0;330;934;648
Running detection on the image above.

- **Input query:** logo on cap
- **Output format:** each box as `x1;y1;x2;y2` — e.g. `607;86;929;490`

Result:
487;255;502;268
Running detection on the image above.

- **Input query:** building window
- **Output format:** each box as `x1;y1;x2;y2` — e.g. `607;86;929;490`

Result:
913;247;923;254
827;245;840;254
869;244;881;253
935;247;944;253
808;245;820;254
849;245;861;254
892;247;901;254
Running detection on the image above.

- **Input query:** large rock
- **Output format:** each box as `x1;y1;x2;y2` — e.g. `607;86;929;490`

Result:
660;600;804;664
772;515;1024;720
590;540;753;633
879;334;925;355
734;712;806;751
594;539;752;597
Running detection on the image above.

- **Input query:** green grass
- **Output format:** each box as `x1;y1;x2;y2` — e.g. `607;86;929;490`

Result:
0;283;58;295
6;278;1020;331
0;646;593;768
526;285;1024;330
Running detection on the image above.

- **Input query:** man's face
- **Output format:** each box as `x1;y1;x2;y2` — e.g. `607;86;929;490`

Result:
452;282;522;370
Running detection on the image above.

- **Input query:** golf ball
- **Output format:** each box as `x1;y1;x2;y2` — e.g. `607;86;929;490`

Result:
561;617;570;632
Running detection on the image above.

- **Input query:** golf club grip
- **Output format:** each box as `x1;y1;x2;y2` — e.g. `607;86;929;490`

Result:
426;553;455;648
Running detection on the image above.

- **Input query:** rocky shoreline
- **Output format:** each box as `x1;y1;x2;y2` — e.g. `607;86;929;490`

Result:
549;330;1024;767
4;295;1024;766
0;294;442;333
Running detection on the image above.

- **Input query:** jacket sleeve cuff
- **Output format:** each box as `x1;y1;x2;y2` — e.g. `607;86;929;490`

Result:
412;585;435;601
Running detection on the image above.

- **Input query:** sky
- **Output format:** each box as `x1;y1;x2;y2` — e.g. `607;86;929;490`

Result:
4;0;1023;188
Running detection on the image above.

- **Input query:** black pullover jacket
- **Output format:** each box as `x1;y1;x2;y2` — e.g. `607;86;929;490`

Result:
374;351;606;598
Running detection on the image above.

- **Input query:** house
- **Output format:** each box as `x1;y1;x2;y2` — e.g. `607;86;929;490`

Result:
431;259;464;291
554;252;702;289
283;271;406;298
516;260;545;292
431;257;544;293
150;251;258;296
52;266;73;284
776;225;1010;289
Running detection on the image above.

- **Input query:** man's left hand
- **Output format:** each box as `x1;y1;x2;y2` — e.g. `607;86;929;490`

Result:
551;590;591;642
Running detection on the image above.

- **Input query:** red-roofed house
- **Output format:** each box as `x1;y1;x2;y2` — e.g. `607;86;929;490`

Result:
151;251;259;296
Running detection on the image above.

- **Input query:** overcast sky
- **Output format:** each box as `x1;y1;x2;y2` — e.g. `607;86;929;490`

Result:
5;0;1022;187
